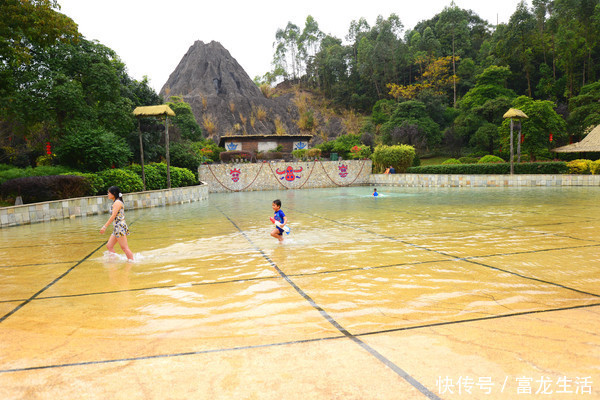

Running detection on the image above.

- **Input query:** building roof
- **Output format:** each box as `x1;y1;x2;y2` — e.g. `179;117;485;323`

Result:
219;134;313;147
133;105;175;117
552;124;600;153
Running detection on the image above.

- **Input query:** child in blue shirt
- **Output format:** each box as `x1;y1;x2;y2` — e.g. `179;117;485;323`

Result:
373;188;379;197
270;199;288;242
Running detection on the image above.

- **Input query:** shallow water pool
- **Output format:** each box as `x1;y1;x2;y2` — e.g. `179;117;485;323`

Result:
1;186;599;399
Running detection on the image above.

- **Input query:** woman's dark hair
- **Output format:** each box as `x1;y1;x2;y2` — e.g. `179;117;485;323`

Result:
108;186;124;202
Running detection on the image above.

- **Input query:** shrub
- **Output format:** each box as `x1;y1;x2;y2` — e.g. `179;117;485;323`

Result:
169;142;203;171
349;145;372;159
442;158;461;165
372;145;415;173
127;163;197;189
566;159;592;174
412;154;421;167
62;172;105;195
169;166;197;187
478;155;505;164
219;151;255;163
0;168;28;184
407;161;568;174
127;163;165;190
292;149;308;159
307;148;322;158
1;175;91;204
0;165;75;184
458;157;479;164
591;160;600;175
97;168;144;193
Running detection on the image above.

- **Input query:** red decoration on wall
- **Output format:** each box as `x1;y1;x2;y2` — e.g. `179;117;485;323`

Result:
338;164;348;178
276;166;303;181
230;168;241;182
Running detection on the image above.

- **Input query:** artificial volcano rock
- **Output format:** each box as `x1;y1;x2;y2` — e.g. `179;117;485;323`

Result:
160;40;300;141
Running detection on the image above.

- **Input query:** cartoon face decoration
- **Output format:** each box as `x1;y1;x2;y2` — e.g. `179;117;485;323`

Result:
338;164;348;178
230;168;241;182
276;166;303;181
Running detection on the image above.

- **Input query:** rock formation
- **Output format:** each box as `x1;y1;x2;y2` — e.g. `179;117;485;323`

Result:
160;40;301;142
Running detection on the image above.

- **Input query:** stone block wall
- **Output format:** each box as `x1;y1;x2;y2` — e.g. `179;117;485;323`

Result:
369;173;600;187
0;184;208;228
199;160;372;192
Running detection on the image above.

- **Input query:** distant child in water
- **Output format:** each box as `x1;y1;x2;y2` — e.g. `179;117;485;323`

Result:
373;188;379;197
270;199;288;243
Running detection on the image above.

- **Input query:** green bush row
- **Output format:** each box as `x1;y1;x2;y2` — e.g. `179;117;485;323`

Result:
1;175;91;204
407;162;569;174
0;163;198;204
566;159;600;174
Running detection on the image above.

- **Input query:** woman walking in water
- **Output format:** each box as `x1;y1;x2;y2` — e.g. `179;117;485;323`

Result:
100;186;134;261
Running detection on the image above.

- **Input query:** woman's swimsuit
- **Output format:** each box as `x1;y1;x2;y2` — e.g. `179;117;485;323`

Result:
112;200;130;237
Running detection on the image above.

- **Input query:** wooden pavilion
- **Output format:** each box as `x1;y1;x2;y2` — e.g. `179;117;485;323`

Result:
133;105;176;190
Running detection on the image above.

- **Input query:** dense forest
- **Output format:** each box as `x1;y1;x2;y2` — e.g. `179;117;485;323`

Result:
262;0;600;160
1;0;600;174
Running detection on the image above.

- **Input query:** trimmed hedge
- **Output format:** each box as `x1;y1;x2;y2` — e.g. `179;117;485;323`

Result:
478;155;505;163
97;169;144;194
442;158;461;165
407;162;569;174
1;175;91;204
566;159;592;174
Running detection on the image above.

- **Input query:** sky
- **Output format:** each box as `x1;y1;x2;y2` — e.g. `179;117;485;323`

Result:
57;0;525;93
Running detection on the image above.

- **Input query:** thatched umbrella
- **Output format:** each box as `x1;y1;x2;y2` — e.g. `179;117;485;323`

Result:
133;105;176;189
552;124;600;154
503;108;529;174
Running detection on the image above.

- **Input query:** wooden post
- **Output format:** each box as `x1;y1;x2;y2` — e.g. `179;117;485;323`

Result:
510;118;514;175
165;116;171;189
138;119;146;191
517;120;522;163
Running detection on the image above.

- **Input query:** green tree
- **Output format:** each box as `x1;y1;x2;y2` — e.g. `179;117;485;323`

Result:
454;65;516;153
567;81;600;138
499;96;567;160
167;96;203;141
0;0;78;67
56;128;131;172
274;22;302;80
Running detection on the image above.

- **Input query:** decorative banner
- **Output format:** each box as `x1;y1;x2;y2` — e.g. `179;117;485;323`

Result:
225;142;241;151
276;166;303;181
338;164;348;178
293;141;308;150
230;168;241;182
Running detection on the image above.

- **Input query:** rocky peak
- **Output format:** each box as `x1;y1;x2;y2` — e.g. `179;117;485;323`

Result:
160;40;301;142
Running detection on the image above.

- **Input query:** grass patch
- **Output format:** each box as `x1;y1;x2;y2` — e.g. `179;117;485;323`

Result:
419;156;450;166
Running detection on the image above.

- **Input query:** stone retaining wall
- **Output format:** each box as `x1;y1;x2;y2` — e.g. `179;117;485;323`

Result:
199;160;372;192
0;184;208;228
369;173;600;187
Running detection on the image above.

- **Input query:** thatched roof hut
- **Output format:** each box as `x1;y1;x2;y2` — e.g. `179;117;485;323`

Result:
503;108;528;119
133;105;175;117
552;124;600;153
